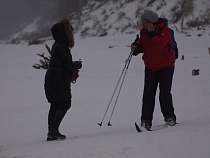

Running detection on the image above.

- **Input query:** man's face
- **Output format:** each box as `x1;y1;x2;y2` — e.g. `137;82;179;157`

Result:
142;21;156;32
142;21;150;30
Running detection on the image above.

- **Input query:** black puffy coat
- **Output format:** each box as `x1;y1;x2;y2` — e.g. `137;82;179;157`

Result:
44;20;82;103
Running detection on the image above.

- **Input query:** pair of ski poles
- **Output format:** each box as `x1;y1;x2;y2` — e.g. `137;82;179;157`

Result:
98;35;139;127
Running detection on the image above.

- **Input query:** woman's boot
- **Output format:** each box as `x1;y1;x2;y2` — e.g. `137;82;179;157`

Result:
47;110;67;141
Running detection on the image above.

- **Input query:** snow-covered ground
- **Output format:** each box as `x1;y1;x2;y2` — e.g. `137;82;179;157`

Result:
0;32;210;158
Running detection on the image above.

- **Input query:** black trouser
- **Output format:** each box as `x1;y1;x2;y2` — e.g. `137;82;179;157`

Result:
141;67;176;123
48;100;71;132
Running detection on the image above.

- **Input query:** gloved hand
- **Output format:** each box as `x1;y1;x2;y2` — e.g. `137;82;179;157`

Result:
73;59;82;69
131;44;137;51
131;34;142;56
132;45;143;56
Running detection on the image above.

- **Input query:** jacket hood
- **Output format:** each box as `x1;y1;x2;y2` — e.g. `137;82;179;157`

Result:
51;18;74;48
157;18;168;29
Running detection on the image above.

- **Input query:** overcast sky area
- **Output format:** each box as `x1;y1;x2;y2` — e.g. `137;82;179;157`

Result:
0;0;89;40
0;0;55;40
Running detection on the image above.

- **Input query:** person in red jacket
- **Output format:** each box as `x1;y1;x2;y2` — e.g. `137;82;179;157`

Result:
131;10;176;130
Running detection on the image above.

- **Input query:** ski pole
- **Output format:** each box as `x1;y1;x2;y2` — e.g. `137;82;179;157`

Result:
98;52;133;127
98;35;139;127
107;51;133;126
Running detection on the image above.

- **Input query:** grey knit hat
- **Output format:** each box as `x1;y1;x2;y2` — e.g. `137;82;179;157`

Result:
141;10;158;23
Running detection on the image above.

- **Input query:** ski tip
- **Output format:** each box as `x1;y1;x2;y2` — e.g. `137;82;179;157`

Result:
135;122;142;132
98;123;102;127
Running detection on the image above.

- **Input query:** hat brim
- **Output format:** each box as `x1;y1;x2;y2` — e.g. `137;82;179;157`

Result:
141;19;150;23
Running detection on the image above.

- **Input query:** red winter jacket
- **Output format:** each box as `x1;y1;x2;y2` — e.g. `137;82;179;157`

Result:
137;20;175;72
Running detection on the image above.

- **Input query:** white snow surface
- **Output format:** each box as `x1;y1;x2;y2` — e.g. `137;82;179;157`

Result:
0;32;210;158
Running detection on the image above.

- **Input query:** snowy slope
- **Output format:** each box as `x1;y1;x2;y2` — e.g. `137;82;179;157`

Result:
0;30;210;157
70;0;210;37
8;0;210;40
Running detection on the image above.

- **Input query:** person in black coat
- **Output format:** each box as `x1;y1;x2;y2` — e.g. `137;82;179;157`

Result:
44;19;82;141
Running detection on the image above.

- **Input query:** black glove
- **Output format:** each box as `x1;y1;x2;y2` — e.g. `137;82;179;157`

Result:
132;45;143;56
131;34;142;56
132;34;139;46
73;61;82;69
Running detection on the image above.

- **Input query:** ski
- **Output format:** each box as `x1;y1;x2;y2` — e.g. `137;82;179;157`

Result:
135;122;182;132
135;122;153;132
135;122;178;132
135;122;142;132
152;124;168;131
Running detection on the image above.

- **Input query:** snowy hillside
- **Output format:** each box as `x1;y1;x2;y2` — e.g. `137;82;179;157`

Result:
9;0;210;40
0;30;210;157
74;0;210;37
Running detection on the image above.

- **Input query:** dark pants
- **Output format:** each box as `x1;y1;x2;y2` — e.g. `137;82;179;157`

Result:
141;67;176;123
48;100;71;132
